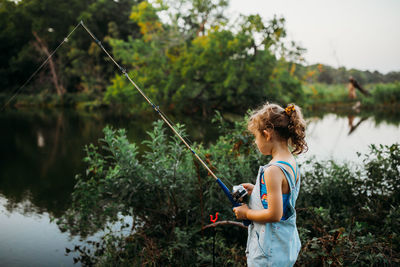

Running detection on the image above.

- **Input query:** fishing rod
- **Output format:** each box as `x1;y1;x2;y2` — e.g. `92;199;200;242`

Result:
79;21;250;225
4;20;250;225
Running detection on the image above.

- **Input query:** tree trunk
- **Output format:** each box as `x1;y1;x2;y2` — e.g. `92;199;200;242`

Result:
32;31;65;98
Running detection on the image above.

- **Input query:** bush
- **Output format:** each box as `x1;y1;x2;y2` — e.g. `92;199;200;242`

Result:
57;115;400;266
57;114;266;266
297;144;400;266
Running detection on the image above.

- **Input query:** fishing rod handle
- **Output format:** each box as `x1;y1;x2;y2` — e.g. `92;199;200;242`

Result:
216;179;251;226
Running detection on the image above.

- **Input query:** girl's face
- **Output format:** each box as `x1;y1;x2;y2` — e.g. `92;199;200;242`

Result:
254;130;272;155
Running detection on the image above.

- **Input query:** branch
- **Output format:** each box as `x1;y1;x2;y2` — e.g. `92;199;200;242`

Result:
202;220;248;230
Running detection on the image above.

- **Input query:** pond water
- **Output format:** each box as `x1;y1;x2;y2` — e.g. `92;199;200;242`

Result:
0;108;399;266
306;112;400;162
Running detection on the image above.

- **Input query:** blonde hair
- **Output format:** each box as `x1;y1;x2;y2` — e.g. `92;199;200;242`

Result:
247;102;308;155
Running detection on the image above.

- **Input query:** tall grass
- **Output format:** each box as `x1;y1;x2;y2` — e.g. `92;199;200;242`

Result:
302;83;349;106
303;82;400;110
362;82;400;109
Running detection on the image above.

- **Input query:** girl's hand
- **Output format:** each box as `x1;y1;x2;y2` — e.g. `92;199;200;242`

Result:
233;204;249;220
241;183;254;195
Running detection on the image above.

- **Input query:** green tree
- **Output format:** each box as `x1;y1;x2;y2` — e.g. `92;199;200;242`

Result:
0;0;36;91
64;0;141;98
1;0;141;98
106;0;303;114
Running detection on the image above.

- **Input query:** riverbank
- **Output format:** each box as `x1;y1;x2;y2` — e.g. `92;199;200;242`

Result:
0;92;103;110
3;82;399;116
302;82;400;112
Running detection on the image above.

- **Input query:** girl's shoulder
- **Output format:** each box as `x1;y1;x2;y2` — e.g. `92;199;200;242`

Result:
263;164;285;183
265;159;298;180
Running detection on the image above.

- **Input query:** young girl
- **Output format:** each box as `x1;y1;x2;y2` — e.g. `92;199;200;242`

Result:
233;102;307;267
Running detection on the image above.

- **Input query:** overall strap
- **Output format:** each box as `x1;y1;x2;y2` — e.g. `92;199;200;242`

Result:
295;164;301;187
264;163;296;189
276;160;297;185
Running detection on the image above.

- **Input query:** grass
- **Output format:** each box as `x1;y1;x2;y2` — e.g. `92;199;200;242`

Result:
303;82;400;112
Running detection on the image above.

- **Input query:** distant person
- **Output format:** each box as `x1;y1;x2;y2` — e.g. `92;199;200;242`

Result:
233;102;307;266
348;77;370;99
348;77;357;99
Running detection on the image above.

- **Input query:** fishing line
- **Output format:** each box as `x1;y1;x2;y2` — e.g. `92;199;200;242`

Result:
79;21;203;160
4;20;248;214
3;20;233;188
1;21;82;111
79;21;234;187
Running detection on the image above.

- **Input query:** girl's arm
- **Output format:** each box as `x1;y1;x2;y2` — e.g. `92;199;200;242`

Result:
233;166;284;223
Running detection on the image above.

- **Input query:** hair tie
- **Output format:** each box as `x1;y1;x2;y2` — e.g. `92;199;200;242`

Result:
285;104;295;116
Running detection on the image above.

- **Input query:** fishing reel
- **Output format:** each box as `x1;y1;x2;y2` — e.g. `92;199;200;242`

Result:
232;185;248;203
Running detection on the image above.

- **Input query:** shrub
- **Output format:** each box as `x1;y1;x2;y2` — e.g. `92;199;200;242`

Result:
57;115;265;265
297;144;400;266
57;115;400;266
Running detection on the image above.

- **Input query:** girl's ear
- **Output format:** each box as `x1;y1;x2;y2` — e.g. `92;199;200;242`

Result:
263;130;271;141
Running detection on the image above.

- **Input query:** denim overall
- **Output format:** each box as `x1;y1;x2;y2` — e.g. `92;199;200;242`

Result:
246;162;301;267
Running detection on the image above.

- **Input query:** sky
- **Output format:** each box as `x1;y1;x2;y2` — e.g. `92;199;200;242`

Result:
228;0;400;74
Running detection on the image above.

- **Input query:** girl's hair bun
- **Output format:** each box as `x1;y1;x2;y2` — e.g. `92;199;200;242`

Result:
248;102;308;155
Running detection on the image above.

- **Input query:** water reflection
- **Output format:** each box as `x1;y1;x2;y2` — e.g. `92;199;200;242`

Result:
305;107;400;127
0;195;80;267
305;112;400;162
0;109;220;217
347;115;368;135
1;110;95;217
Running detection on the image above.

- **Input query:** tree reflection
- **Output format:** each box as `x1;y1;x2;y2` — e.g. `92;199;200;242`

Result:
0;109;108;217
0;109;220;218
